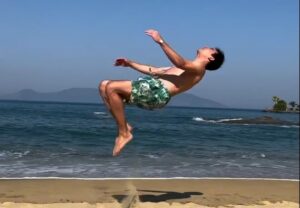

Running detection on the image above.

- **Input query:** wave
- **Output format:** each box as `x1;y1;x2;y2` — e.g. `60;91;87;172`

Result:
0;177;298;181
93;111;111;118
0;150;30;159
280;125;299;128
93;111;106;115
241;153;266;159
192;117;243;123
142;154;160;159
192;117;299;127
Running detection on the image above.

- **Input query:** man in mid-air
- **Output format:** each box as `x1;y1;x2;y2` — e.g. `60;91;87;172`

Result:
99;29;225;156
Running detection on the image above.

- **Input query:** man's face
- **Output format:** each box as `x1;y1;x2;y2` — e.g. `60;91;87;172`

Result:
197;47;217;60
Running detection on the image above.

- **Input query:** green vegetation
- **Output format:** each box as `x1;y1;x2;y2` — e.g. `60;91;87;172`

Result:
269;96;299;113
273;99;287;112
272;96;280;104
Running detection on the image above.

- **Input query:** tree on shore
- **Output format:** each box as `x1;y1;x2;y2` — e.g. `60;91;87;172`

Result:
272;96;280;104
289;101;296;110
270;96;299;112
273;99;287;111
271;96;287;112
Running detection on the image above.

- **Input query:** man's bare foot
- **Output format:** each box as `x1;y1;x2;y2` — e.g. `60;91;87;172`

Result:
113;132;133;156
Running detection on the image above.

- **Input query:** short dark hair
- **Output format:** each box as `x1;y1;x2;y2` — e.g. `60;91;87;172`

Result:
205;48;225;71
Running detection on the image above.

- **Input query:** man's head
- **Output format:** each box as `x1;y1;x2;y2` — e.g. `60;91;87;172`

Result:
197;47;225;71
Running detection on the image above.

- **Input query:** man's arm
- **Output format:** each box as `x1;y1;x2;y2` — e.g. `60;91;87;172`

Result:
114;58;168;76
145;29;199;72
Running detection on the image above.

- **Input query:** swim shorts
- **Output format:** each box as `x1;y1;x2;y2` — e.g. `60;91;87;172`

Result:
125;76;171;110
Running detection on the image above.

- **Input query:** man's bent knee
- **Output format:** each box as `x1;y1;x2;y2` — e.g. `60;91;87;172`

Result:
99;80;110;94
105;81;132;103
106;81;126;97
105;82;116;96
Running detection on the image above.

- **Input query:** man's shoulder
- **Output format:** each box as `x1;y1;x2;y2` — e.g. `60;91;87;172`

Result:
180;60;205;74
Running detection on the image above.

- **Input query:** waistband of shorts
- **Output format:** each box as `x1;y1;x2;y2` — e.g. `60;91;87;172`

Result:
145;76;171;97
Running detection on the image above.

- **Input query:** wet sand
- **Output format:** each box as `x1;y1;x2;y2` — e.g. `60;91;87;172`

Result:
0;178;298;207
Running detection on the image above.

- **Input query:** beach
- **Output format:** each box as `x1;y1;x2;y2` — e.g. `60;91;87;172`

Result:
0;178;299;207
0;101;299;207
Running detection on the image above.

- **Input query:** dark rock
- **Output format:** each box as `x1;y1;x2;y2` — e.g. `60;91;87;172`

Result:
221;116;299;126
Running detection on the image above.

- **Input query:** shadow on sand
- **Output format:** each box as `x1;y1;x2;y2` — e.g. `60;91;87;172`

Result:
113;190;203;202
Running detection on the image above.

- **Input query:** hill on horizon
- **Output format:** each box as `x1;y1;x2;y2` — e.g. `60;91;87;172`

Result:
0;88;226;108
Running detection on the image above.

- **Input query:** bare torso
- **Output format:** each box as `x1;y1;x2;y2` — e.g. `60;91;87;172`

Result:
158;67;206;96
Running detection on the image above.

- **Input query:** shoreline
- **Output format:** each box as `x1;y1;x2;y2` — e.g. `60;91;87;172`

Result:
263;109;300;114
0;178;298;207
0;177;299;181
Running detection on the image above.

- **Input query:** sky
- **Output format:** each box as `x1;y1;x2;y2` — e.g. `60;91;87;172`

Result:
0;0;299;109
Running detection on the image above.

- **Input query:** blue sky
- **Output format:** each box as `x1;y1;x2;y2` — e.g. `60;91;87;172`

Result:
0;0;299;109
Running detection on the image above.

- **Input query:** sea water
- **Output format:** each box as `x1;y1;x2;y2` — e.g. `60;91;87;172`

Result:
0;100;298;179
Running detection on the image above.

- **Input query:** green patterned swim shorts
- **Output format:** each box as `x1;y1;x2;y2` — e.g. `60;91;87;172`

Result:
125;76;171;110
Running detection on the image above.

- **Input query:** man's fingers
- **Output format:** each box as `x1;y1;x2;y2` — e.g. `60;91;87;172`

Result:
116;58;126;62
114;58;124;66
114;61;120;66
114;58;128;67
146;29;155;32
145;29;155;35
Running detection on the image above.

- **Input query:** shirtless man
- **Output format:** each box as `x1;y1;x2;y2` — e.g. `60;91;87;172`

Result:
99;29;225;156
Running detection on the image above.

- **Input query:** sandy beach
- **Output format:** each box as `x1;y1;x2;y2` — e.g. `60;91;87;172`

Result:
0;178;298;208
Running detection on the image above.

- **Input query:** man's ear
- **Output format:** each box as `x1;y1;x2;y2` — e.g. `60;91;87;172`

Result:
208;56;215;62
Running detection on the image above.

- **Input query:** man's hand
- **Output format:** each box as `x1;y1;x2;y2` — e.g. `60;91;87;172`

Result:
114;58;130;67
145;29;163;43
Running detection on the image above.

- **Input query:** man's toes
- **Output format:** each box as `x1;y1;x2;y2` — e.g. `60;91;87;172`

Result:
112;134;133;156
113;148;119;156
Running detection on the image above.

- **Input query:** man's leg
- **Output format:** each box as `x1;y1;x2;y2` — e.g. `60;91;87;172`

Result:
101;80;133;156
99;80;111;109
99;80;132;132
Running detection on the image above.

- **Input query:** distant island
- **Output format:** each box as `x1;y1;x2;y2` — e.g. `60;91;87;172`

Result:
264;96;299;113
0;88;226;108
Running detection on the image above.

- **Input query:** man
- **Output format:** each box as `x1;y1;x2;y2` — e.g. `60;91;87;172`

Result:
99;29;225;156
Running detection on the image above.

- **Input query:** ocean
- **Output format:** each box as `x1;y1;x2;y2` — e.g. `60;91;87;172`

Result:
0;100;299;179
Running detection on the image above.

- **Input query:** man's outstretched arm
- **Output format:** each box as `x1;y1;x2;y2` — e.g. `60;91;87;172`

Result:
114;58;169;76
145;29;200;72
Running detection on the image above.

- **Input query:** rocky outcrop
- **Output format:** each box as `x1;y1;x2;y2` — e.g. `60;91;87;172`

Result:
221;116;299;126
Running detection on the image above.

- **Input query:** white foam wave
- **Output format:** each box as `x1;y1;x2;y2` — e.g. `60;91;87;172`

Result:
0;151;30;159
192;117;243;123
272;165;287;168
210;161;242;168
93;111;106;115
280;125;299;128
217;118;243;122
143;154;160;159
241;153;267;159
93;111;112;118
192;117;205;121
20;166;90;175
0;177;298;181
